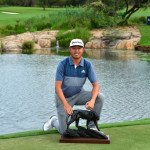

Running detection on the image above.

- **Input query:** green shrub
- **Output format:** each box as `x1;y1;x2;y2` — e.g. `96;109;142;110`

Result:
6;25;14;30
22;41;34;54
15;24;26;34
57;27;91;47
0;41;5;52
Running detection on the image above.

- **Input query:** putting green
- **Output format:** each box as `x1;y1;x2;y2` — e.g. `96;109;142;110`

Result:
0;119;150;150
0;124;150;150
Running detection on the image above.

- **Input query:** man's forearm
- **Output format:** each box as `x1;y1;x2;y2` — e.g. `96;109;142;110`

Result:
55;86;68;106
91;83;99;102
55;81;73;114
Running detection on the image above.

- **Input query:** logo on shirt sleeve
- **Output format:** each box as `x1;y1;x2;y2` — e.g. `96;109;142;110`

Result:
81;70;86;73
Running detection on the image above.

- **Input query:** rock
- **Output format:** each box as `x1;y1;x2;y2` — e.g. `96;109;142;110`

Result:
4;41;21;51
126;41;134;50
0;26;141;53
3;35;17;41
115;40;134;50
85;42;92;48
86;26;141;50
33;35;39;43
1;30;59;53
38;39;51;48
34;44;41;50
91;30;104;38
16;32;33;42
92;40;100;49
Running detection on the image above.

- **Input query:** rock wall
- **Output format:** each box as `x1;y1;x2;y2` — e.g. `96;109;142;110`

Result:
0;30;58;53
0;26;141;53
85;26;141;50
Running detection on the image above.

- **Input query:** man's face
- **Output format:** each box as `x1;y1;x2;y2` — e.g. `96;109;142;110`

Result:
69;46;84;59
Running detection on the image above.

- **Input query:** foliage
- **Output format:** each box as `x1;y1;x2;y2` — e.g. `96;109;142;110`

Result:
88;0;150;25
23;7;109;32
1;0;87;7
37;0;49;10
57;27;91;47
0;41;4;51
15;24;26;34
1;0;35;6
22;40;34;54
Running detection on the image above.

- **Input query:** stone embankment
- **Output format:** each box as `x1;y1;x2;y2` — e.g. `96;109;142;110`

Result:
86;26;141;50
0;26;142;53
0;30;58;53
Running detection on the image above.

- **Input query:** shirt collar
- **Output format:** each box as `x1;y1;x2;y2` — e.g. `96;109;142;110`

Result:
69;56;84;67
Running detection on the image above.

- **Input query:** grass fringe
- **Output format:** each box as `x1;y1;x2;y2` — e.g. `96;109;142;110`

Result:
0;118;150;139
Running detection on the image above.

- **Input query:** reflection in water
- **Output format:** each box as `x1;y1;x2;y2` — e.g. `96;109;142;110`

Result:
2;48;149;61
0;49;150;135
85;49;139;60
34;48;140;61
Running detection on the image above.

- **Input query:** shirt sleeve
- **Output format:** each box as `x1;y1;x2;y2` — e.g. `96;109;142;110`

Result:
55;62;64;81
88;63;98;83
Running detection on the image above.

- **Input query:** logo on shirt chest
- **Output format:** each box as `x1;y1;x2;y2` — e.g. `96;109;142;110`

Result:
81;70;86;73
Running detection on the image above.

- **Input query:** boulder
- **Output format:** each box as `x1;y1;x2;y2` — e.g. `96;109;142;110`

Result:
38;39;51;48
4;41;21;51
16;32;33;42
34;44;41;50
85;42;92;48
86;26;141;50
115;40;134;50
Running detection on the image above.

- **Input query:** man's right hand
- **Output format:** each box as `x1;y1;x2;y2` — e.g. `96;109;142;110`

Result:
64;104;73;115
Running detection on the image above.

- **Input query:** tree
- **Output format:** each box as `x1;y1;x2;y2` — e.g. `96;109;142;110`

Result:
38;0;49;11
88;0;150;25
121;0;150;24
0;0;4;4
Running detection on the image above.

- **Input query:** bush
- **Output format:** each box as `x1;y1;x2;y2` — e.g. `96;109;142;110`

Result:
57;27;91;47
0;41;5;52
15;24;26;34
22;41;34;54
6;25;14;30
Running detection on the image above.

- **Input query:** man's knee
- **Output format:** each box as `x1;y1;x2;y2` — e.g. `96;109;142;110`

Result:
96;93;105;104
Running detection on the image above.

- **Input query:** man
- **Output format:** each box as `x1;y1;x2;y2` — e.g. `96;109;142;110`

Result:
43;39;104;134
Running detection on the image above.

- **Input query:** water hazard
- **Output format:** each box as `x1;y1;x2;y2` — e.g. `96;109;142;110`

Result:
0;49;150;135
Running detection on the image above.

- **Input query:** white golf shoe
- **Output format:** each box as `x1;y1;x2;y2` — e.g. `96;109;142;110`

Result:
43;115;57;131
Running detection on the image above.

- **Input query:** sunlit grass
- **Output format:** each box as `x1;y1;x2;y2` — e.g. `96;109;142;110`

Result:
137;25;150;46
0;6;64;26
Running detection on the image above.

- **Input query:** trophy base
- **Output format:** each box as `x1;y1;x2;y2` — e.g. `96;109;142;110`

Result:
59;135;110;144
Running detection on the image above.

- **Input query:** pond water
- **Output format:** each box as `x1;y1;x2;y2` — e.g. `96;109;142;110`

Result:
0;48;150;135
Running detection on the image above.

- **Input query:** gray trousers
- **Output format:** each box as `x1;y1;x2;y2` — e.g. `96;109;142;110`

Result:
53;89;104;135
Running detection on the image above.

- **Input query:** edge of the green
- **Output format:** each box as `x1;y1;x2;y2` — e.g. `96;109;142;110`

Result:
0;118;150;139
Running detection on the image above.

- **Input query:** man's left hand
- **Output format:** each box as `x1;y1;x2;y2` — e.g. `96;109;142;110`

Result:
85;100;95;110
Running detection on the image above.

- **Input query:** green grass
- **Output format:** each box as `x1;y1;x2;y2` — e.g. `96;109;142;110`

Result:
0;118;150;139
0;6;64;26
0;119;150;150
129;8;150;18
0;6;150;27
1;6;150;46
137;25;150;46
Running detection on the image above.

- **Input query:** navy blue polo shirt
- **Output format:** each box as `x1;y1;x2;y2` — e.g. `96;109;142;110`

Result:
55;56;97;98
